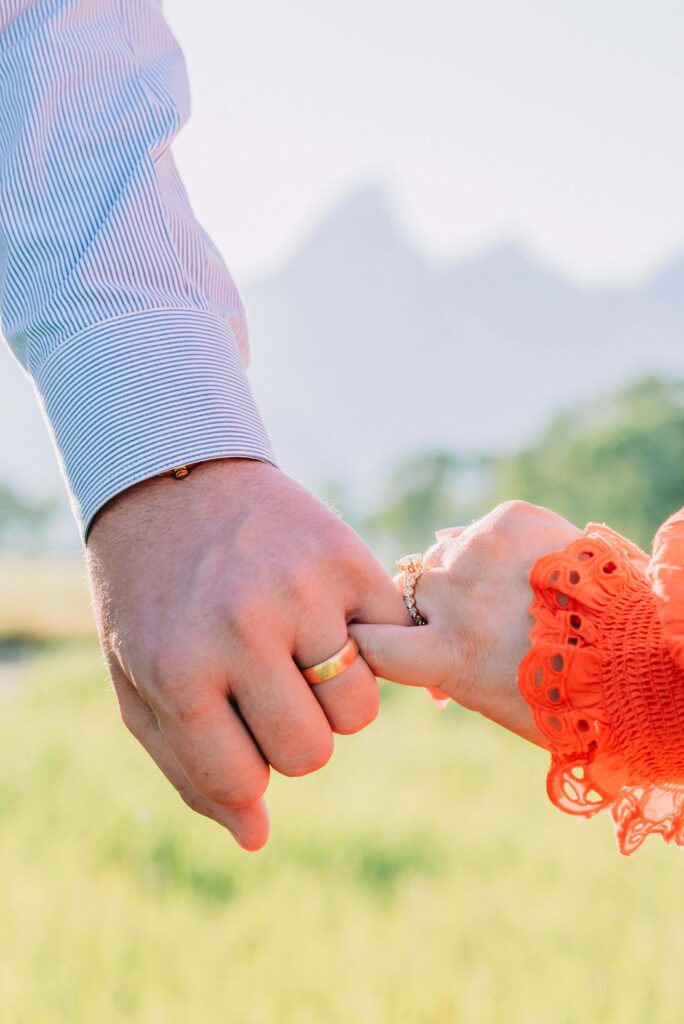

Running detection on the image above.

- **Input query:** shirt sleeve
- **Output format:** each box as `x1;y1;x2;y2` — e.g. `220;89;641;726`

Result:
0;0;276;539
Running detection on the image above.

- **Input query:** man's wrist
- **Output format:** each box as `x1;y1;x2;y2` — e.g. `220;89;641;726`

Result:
36;309;276;541
87;457;276;541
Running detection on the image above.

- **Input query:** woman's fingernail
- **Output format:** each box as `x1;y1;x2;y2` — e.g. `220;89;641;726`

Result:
426;687;449;709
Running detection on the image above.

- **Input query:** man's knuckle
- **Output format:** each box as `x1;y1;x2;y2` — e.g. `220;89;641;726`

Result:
276;735;334;777
498;499;543;525
118;702;138;736
178;784;204;815
143;640;189;689
208;773;267;808
332;695;379;735
271;562;310;611
296;526;330;565
225;587;263;630
160;685;211;724
296;524;352;580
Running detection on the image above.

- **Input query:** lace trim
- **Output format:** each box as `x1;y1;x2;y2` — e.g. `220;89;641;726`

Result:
519;523;684;855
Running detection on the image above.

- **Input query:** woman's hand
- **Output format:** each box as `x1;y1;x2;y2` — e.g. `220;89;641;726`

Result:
350;501;583;745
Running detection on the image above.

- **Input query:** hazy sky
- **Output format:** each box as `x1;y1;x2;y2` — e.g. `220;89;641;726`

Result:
167;0;684;288
2;0;684;525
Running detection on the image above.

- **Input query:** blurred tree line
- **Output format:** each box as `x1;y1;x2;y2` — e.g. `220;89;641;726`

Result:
2;375;683;557
349;376;684;559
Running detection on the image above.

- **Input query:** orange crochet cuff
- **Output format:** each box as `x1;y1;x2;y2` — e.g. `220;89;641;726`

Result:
519;524;684;855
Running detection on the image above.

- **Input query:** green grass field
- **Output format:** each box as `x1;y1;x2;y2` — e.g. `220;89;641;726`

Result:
1;560;683;1023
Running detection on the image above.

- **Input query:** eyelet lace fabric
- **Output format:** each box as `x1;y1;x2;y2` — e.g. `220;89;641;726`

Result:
519;524;684;855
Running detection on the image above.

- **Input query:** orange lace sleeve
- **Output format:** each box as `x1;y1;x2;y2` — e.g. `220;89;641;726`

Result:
519;521;684;855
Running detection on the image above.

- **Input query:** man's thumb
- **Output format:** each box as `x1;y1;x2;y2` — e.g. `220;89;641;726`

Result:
349;623;445;689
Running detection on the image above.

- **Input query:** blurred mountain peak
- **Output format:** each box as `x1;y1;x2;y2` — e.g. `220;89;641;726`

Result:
245;181;684;492
297;182;405;259
324;181;395;227
458;239;535;271
290;184;575;296
448;239;580;301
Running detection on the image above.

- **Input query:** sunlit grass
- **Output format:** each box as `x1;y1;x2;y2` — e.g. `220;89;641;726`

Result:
1;629;683;1022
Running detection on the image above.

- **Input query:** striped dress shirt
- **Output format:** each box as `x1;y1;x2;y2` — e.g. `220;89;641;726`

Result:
0;0;275;538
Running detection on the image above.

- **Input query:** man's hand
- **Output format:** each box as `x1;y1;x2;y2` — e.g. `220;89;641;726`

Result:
351;501;583;745
87;459;409;850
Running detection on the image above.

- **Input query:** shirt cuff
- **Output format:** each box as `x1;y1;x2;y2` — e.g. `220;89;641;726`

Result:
34;308;276;540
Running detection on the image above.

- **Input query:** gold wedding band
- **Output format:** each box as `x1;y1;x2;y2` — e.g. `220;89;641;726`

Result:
302;637;359;685
397;553;428;626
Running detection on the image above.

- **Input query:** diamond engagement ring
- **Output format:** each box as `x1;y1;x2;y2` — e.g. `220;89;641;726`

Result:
396;553;428;626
